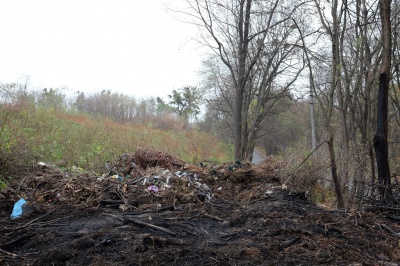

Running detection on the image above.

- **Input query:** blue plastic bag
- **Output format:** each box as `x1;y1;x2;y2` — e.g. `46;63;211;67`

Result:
11;198;27;219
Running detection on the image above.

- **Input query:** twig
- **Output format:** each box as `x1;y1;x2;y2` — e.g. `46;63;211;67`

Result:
248;198;268;205
102;213;177;236
170;224;199;236
100;199;125;206
124;210;153;215
15;207;59;230
292;141;327;173
157;206;175;212
124;217;177;236
188;210;206;220
200;228;210;236
0;232;35;248
114;189;128;204
102;213;124;222
381;224;400;238
220;230;245;241
203;213;225;222
0;248;17;257
283;141;327;185
17;175;28;191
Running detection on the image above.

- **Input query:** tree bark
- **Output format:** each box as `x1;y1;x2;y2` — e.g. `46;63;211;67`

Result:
328;134;345;208
330;0;345;209
234;0;252;161
373;0;392;204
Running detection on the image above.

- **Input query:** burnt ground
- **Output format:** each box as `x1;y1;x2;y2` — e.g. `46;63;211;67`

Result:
1;149;400;265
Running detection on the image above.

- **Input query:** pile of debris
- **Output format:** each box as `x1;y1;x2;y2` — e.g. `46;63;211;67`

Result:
1;149;282;213
1;149;399;265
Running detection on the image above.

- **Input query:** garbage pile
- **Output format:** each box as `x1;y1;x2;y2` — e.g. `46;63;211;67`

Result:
2;149;399;265
2;148;283;217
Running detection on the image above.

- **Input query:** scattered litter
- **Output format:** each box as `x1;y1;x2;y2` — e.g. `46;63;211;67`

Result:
10;198;27;219
198;192;206;202
111;174;123;180
148;185;159;193
119;204;129;211
37;162;46;168
265;190;274;195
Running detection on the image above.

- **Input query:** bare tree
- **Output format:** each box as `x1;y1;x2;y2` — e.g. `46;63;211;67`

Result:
312;0;345;208
184;0;304;161
373;0;392;203
337;0;381;205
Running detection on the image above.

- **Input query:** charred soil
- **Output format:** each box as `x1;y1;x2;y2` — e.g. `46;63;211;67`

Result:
1;150;399;265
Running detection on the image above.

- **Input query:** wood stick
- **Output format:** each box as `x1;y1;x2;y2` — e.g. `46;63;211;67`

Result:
102;213;177;236
203;213;224;222
0;247;17;257
220;230;245;241
0;233;35;248
15;207;59;230
100;200;125;205
102;213;124;222
125;217;177;236
381;224;400;238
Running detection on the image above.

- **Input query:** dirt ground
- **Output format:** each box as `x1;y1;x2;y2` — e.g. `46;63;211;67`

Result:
1;149;400;265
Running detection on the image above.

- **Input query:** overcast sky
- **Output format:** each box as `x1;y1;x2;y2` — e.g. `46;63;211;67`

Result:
0;0;205;99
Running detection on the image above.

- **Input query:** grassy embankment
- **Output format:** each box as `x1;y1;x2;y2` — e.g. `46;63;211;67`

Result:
0;105;232;187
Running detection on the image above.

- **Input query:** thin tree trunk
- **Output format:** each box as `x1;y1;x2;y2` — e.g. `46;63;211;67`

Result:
373;0;392;204
328;134;345;208
361;0;376;187
234;88;244;161
329;0;345;209
306;1;345;208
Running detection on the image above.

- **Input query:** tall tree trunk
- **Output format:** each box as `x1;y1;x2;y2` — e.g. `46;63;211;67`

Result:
329;0;345;209
361;0;376;187
338;6;350;196
373;0;392;204
328;133;345;208
234;0;252;162
297;2;345;208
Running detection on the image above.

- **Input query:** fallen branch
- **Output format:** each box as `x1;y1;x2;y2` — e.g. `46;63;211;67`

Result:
220;230;246;241
203;213;225;222
0;247;17;257
124;217;177;236
380;224;400;238
102;213;124;222
0;232;35;248
100;199;125;206
15;207;59;230
102;213;177;236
